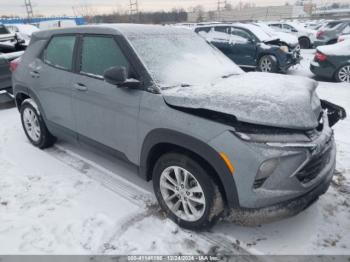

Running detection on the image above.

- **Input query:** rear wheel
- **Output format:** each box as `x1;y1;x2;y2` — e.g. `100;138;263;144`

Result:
20;99;56;149
299;37;311;49
335;65;350;83
152;153;224;230
258;55;278;73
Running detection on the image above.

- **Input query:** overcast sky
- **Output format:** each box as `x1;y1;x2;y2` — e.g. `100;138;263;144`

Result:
0;0;343;17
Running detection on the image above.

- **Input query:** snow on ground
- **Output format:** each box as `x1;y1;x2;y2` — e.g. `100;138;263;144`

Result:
0;50;349;255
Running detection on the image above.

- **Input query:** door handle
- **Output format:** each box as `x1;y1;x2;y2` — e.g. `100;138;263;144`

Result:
30;70;40;78
74;83;88;91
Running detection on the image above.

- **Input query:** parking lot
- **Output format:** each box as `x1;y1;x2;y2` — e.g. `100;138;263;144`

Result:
0;49;349;255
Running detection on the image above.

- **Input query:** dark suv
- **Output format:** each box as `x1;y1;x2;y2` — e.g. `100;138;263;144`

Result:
12;24;346;229
194;23;301;73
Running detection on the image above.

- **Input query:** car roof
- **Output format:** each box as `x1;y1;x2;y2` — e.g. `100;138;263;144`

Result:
33;23;192;39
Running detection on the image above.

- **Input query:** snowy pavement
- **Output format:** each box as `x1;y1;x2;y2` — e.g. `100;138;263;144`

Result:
0;50;349;255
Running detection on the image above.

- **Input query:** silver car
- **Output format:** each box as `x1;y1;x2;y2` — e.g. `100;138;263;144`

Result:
12;24;346;229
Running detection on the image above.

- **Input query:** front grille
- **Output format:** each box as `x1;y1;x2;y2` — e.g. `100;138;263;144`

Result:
296;147;332;184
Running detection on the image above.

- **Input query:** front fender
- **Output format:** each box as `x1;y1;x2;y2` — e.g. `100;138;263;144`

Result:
139;128;240;208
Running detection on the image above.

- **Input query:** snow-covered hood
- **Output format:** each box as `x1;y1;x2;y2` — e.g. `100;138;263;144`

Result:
162;72;321;130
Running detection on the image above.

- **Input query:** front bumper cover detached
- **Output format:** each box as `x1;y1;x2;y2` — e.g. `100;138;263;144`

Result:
225;103;346;226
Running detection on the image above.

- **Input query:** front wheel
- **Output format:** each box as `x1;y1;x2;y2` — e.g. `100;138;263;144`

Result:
335;65;350;83
20;99;56;149
258;55;278;73
152;153;224;230
299;37;311;49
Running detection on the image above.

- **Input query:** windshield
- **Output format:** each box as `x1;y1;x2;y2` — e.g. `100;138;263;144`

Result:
128;32;243;88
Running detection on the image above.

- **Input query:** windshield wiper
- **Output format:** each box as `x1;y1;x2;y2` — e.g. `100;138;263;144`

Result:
162;83;192;90
222;73;238;79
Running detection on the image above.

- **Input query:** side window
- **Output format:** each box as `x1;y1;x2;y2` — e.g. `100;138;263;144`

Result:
283;24;296;32
80;36;129;77
231;28;251;40
195;27;211;33
44;36;76;70
269;24;282;29
0;25;10;34
214;26;229;34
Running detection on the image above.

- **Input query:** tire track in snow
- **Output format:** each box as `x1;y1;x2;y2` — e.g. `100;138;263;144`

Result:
46;145;255;255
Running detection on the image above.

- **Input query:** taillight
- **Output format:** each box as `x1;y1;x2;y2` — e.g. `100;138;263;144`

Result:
338;37;344;42
315;52;327;62
316;30;324;39
9;57;21;72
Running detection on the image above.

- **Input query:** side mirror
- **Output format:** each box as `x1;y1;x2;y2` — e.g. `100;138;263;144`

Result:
249;38;255;43
103;66;140;89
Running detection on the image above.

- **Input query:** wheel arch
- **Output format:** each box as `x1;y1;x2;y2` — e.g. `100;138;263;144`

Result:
139;128;240;208
14;85;47;119
257;53;279;72
334;62;350;82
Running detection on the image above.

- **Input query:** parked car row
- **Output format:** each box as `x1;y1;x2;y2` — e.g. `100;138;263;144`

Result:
188;21;349;83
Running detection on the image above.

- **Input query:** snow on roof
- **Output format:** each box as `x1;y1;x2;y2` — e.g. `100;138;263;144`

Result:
318;40;350;56
101;23;192;37
199;30;248;45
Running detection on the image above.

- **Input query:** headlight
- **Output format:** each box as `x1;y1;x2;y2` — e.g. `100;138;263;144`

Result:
279;45;289;53
233;131;311;143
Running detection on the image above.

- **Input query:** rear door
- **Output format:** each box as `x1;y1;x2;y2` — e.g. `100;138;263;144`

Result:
35;35;77;131
72;35;142;155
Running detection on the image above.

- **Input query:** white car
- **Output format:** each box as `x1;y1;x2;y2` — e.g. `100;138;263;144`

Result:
6;24;39;46
267;22;317;49
254;23;299;47
338;34;350;42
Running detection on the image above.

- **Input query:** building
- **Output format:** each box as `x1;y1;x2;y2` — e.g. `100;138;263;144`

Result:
188;5;307;22
0;16;86;26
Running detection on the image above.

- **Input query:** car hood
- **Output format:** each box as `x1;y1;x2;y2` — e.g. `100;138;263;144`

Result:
162;72;321;130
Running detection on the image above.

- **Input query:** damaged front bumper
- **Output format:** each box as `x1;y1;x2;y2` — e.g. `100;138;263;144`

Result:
224;168;333;226
209;100;346;219
223;110;338;225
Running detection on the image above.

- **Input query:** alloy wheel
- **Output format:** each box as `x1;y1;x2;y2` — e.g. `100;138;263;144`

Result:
260;57;272;72
23;107;41;142
159;166;206;222
338;65;350;83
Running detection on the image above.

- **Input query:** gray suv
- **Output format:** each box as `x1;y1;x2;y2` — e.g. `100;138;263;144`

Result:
12;24;346;230
315;20;350;46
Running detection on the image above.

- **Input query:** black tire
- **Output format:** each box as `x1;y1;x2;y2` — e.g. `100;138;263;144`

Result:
327;39;337;45
299;37;311;49
152;152;224;230
258;55;278;73
20;99;56;149
335;64;350;83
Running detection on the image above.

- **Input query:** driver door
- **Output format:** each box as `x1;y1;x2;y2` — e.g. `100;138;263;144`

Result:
72;35;142;156
228;27;257;67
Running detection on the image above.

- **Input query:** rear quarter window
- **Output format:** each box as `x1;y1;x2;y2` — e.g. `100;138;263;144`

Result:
43;35;76;70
